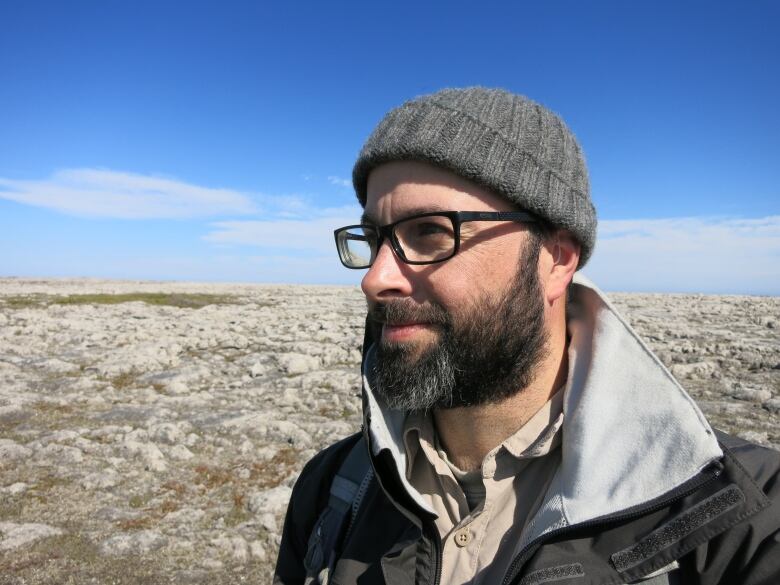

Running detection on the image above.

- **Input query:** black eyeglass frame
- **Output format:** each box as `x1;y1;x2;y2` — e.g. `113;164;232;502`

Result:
334;210;539;269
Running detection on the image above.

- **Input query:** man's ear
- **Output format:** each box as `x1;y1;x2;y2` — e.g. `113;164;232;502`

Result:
543;231;580;304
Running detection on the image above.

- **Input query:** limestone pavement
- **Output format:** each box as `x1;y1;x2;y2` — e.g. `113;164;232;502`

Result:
0;278;777;584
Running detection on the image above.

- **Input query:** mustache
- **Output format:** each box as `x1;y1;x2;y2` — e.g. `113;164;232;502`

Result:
367;300;450;326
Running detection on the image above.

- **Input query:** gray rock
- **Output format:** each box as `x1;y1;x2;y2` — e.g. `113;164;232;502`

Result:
247;485;292;516
738;430;770;445
167;444;194;461
80;469;121;490
249;539;267;561
200;558;224;570
40;430;81;444
249;362;266;378
35;443;84;464
100;530;167;555
120;439;167;472
277;353;320;375
0;522;63;551
42;358;81;374
149;422;186;445
163;507;205;525
0;439;32;461
765;398;780;414
168;380;190;395
1;482;28;495
211;535;249;561
729;385;773;403
670;361;718;380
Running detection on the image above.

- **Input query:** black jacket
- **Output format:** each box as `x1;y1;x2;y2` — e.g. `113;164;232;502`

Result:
275;429;780;584
275;278;780;585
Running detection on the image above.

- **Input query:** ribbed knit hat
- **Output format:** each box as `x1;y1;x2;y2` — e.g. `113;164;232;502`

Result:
352;87;597;267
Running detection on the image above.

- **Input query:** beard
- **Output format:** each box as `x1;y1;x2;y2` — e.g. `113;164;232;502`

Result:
368;239;549;411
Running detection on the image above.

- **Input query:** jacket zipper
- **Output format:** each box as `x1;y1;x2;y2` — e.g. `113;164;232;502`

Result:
501;461;723;585
365;423;444;585
426;522;443;585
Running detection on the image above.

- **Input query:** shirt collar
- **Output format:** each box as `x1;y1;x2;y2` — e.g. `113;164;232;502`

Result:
402;388;564;479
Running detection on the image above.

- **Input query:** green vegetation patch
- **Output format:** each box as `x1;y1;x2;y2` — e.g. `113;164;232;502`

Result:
0;533;101;578
109;371;141;390
1;292;237;309
1;294;50;309
54;292;236;308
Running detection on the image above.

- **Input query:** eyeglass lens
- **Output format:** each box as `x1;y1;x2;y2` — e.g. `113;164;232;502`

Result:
338;215;457;267
395;215;456;262
337;228;376;268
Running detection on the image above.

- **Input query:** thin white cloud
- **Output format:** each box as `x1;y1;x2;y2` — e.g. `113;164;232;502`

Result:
203;207;361;252
0;168;260;219
327;175;352;188
584;215;780;295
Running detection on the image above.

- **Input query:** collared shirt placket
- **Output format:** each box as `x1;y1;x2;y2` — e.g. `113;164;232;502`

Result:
403;392;565;585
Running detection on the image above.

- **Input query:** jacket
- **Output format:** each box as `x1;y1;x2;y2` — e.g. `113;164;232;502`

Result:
275;276;780;585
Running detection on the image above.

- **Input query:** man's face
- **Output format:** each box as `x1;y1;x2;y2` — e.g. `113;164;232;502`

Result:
361;161;550;410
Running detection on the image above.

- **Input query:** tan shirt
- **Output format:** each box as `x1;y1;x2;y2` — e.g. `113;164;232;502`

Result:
403;392;564;585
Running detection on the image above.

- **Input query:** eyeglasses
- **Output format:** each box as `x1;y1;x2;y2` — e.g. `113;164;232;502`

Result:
334;210;538;269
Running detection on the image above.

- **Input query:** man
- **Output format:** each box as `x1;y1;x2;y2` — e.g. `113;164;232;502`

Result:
275;88;779;584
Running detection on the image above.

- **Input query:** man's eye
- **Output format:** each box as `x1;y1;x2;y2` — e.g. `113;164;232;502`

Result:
415;222;450;237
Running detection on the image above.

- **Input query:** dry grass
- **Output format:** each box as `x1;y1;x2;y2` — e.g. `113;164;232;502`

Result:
193;464;235;491
0;292;237;310
0;531;274;585
31;400;75;415
185;447;299;532
225;490;252;527
0;533;100;579
317;404;354;420
190;447;300;527
27;399;98;433
160;480;187;499
116;499;181;531
192;447;301;492
247;446;299;489
110;371;140;390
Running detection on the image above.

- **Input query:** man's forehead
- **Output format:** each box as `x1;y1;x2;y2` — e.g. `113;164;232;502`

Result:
359;202;450;225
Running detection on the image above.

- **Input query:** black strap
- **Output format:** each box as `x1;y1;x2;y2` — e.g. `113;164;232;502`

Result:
303;437;372;584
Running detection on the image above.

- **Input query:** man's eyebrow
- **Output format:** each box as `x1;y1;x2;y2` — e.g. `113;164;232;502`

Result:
360;204;450;225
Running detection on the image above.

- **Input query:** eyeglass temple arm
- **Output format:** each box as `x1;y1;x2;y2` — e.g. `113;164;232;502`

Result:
456;211;538;222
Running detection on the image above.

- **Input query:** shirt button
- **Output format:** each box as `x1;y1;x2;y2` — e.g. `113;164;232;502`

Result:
453;527;472;547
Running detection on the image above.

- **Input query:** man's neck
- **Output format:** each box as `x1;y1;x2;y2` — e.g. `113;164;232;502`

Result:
432;326;568;472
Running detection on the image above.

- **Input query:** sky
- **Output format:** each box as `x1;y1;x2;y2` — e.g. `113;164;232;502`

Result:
0;1;778;295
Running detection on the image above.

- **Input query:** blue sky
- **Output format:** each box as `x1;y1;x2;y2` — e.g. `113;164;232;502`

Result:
1;1;778;294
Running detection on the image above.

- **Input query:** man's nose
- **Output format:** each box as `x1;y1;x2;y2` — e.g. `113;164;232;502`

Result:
361;239;413;301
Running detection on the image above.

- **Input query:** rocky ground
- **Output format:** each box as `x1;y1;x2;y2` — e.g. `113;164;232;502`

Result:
0;278;777;584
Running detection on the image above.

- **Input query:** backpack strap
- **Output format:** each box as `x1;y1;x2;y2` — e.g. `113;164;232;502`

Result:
303;436;373;585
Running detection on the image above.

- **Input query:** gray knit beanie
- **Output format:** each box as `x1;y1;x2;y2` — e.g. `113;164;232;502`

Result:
352;87;597;267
